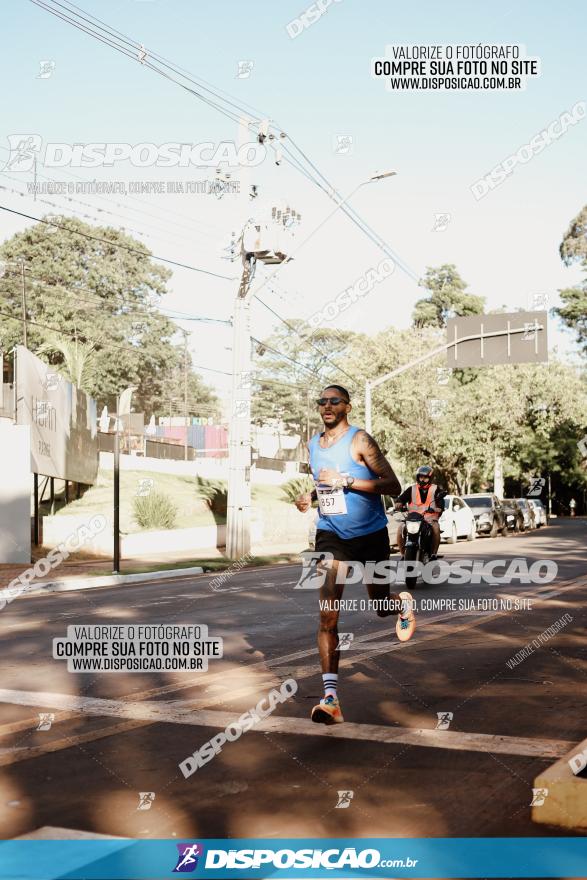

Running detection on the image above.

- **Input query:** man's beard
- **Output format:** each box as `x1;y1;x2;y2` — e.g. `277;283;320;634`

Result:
322;412;345;428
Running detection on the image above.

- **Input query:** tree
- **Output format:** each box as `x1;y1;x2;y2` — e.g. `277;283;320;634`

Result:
251;321;359;438
412;264;485;329
162;355;221;422
343;326;587;494
555;205;587;352
37;335;97;392
0;215;217;417
560;205;587;266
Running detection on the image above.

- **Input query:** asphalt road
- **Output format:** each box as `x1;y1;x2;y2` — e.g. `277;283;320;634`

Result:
0;518;585;847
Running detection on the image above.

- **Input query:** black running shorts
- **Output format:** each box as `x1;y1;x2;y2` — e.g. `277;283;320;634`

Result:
315;526;390;565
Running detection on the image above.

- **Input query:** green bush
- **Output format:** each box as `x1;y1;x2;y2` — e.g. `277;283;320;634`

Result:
133;492;178;530
194;476;228;517
281;476;315;503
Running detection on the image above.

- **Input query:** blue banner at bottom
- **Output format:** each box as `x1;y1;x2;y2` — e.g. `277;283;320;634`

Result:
0;838;585;879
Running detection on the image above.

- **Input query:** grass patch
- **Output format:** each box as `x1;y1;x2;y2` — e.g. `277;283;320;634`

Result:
50;470;294;534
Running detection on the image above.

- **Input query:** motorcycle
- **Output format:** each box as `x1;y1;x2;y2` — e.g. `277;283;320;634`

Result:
399;507;436;588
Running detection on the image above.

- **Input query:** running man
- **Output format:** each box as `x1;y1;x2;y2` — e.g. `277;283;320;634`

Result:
295;384;416;725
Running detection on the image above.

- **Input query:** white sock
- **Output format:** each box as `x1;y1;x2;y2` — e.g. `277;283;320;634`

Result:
322;673;338;698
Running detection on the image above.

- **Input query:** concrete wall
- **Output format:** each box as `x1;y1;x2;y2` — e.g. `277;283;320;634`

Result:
41;515;265;557
99;452;301;484
0;424;31;563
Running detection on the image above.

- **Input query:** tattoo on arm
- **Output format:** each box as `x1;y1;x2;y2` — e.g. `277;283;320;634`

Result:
354;431;401;493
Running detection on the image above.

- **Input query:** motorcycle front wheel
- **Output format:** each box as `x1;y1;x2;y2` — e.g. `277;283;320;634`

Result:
404;544;420;589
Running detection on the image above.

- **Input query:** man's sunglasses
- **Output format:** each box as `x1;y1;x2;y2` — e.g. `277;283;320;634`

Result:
316;396;349;406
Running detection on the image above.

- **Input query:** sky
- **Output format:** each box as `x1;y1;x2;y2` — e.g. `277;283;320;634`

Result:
1;0;586;408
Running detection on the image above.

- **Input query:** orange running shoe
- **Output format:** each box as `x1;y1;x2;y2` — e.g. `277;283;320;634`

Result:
311;694;344;724
396;590;416;642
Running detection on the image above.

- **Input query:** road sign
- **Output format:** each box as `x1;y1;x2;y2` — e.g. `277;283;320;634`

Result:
446;311;548;368
526;477;546;497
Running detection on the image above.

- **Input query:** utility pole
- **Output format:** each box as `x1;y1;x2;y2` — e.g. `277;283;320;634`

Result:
226;255;256;560
20;262;27;348
113;386;136;574
183;330;189;461
113;394;120;574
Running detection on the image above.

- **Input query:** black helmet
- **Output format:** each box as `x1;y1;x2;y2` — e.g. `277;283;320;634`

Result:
416;465;434;482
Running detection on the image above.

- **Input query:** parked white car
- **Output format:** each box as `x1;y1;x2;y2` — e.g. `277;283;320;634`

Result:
439;495;477;543
527;498;547;527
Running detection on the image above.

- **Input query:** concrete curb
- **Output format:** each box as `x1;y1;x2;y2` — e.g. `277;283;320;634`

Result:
26;565;205;596
21;554;304;598
532;735;587;829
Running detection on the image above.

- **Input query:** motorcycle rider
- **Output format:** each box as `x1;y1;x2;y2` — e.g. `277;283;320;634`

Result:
396;465;447;560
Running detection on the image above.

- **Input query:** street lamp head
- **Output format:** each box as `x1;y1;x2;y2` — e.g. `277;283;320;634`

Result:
370;171;397;181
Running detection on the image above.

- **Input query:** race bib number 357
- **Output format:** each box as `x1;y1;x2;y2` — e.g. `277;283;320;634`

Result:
317;486;347;516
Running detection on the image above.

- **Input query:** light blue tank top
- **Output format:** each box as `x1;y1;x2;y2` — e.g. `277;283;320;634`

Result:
308;425;388;539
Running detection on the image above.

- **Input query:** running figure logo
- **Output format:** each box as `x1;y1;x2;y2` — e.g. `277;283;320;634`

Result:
528;292;549;310
436;367;451;386
431;212;451;232
43;372;62;392
436;711;453;730
334;135;354;155
530;788;548;806
173;843;203;873
37;60;56;79
522;320;540;342
335;790;354;809
137;792;155;811
136;478;155;498
294;552;332;589
3;135;42;172
336;633;354;651
36;713;54;731
236;60;254;78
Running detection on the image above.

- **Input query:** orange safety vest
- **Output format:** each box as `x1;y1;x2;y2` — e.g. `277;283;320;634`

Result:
408;483;440;522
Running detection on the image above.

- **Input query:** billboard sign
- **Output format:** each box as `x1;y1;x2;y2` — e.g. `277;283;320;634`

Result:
15;346;99;484
446;311;548;368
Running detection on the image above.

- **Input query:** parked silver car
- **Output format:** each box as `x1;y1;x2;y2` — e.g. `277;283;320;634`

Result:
515;498;535;530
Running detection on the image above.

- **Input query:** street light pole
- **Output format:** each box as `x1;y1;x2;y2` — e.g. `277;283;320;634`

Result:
364;322;547;434
20;262;27;348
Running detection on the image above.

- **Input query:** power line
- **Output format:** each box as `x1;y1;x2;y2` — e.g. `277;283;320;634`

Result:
29;0;420;284
26;0;417;390
0;203;236;279
252;298;359;386
0;148;225;242
0;172;219;250
0;307;226;387
51;0;265;123
1;267;232;326
250;334;326;379
29;0;248;129
0;180;153;244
